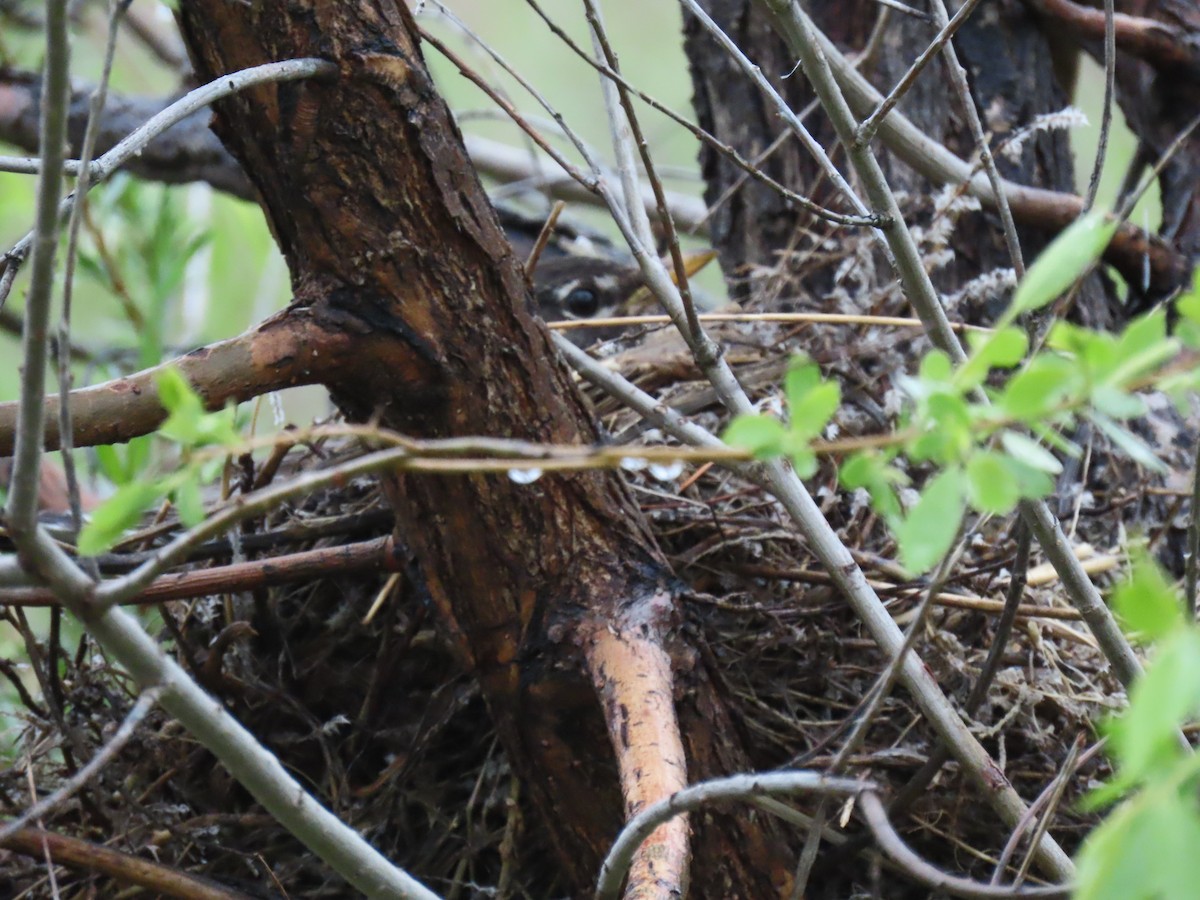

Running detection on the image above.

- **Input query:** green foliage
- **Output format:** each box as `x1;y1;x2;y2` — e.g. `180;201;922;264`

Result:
1006;210;1117;322
723;356;839;479
1074;556;1200;899
77;368;239;555
78;175;212;369
722;215;1191;575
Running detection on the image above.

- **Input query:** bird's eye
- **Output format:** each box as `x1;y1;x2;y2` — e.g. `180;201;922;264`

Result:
564;287;600;318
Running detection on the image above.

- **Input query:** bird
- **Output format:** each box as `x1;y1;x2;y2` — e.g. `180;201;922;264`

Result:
532;255;644;347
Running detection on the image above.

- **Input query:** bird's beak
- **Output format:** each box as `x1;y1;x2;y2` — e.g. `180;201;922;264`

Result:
625;249;718;311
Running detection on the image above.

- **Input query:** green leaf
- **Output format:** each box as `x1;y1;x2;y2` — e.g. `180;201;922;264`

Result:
956;326;1028;390
1090;385;1147;420
78;479;166;556
789;381;840;441
1176;270;1200;348
998;354;1078;422
895;468;965;574
156;368;240;449
840;452;905;524
783;356;819;405
1113;550;1182;641
174;478;205;527
788;446;818;479
723;415;787;459
1106;630;1200;784
1009;211;1118;319
998;431;1062;475
917;349;953;384
966;451;1020;514
910;393;972;464
1088;411;1167;473
1076;785;1200;900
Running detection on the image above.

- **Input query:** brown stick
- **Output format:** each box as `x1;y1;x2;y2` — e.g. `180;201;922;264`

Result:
0;307;357;455
0;827;253;899
0;537;399;607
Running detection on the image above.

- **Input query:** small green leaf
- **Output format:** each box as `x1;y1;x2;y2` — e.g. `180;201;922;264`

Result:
789;447;818;479
840;452;905;524
1091;385;1147;420
998;354;1078;422
917;349;953;384
1009;211;1118;318
998;431;1062;474
78;480;166;555
1113;550;1182;641
1107;630;1200;782
965;451;1020;514
1076;785;1200;900
174;478;205;527
895;468;965;574
789;381;840;441
783;356;820;405
910;393;971;464
723;415;786;459
1176;270;1200;348
1088;412;1167;473
956;327;1028;390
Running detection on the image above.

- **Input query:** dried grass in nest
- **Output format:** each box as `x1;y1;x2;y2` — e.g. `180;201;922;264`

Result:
3;285;1190;897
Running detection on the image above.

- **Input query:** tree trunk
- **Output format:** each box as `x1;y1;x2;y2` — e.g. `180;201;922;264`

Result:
174;1;788;894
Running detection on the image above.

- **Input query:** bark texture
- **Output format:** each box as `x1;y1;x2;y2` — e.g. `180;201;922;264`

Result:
174;1;787;893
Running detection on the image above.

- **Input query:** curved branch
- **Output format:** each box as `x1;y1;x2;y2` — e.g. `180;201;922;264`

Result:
0;308;352;455
1027;0;1200;77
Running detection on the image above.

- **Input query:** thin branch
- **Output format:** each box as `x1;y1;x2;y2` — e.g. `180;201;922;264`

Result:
57;0;130;560
856;793;1069;899
1186;436;1200;619
5;0;71;538
0;58;337;305
778;4;1188;293
0;826;256;900
523;0;877;228
926;0;1025;277
856;0;983;148
1083;0;1117;212
0;537;399;608
678;0;881;228
595;772;868;900
889;524;1034;817
793;533;969;898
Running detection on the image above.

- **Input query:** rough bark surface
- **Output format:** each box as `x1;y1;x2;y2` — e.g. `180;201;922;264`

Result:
174;1;787;893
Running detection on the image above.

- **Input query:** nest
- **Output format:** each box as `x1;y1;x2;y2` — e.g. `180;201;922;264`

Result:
1;244;1192;898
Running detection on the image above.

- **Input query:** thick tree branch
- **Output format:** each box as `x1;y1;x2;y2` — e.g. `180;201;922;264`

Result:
0;308;351;455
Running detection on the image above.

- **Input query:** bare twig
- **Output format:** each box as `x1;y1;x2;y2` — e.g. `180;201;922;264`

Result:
857;0;983;148
595;772;867;900
925;0;1025;277
0;58;337;308
1084;0;1117;212
0;826;254;900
